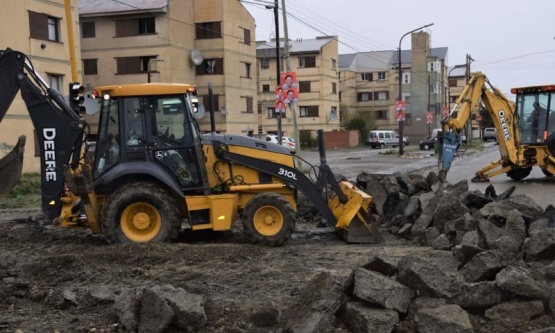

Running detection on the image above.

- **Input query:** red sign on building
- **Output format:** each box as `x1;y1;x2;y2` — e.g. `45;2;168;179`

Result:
426;111;433;124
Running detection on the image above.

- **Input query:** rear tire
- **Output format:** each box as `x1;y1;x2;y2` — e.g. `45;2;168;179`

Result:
380;143;385;149
101;182;181;244
507;167;532;181
242;193;295;246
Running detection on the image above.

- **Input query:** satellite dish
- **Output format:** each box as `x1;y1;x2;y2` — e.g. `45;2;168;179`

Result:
328;109;337;121
193;103;206;119
191;50;204;66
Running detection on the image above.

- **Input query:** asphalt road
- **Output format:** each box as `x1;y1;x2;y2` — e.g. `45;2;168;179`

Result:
298;142;554;210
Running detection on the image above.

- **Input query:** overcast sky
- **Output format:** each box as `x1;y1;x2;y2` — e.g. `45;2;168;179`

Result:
244;0;555;97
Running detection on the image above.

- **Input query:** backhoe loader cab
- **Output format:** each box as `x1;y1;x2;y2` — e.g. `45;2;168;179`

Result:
512;85;555;146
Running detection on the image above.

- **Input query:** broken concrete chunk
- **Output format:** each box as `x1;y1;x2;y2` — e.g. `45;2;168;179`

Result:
459;250;509;283
416;304;473;333
523;229;555;260
340;302;399;333
150;285;207;330
353;268;415;313
484;300;544;322
139;288;174;333
496;266;549;300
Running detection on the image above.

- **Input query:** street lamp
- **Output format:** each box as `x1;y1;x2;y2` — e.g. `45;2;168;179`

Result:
147;58;165;83
397;23;434;155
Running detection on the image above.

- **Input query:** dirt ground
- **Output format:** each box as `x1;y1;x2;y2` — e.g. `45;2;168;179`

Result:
0;207;425;333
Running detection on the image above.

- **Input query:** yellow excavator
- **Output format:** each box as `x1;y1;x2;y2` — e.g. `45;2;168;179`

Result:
439;71;555;181
0;48;382;245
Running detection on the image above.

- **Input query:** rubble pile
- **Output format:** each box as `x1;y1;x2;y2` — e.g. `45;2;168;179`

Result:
322;170;555;333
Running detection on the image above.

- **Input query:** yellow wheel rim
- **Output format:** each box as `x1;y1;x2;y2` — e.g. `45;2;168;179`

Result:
253;205;283;236
120;203;162;242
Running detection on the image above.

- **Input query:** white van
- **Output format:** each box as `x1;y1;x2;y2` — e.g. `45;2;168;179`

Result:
366;130;408;149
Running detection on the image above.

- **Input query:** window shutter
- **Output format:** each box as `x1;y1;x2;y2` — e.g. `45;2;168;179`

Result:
299;81;310;93
243;28;251;45
214;58;224;74
117;57;140;74
81;22;95;38
305;56;316;68
246;97;253;113
115;19;138;37
29;11;48;40
202;95;220;111
83;59;98;75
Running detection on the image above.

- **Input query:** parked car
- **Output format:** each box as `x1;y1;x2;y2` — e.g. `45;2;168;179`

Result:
266;134;296;153
483;128;497;142
419;137;436;150
366;130;408;149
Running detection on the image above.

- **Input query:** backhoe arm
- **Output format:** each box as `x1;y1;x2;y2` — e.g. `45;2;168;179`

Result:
440;71;516;178
0;49;86;220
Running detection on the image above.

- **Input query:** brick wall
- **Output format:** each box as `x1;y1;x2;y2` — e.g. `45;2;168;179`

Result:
323;130;359;148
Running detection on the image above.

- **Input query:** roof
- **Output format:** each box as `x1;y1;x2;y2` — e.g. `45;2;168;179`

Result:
79;0;168;16
95;83;196;97
257;37;335;58
339;47;448;72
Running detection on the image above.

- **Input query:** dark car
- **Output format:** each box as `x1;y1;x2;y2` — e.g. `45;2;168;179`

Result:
419;137;436;150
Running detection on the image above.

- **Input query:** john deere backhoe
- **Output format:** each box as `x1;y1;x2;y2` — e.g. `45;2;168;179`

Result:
439;71;555;181
0;48;382;245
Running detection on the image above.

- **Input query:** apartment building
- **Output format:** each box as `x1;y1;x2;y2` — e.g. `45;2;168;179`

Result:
339;32;448;143
79;0;257;134
256;36;341;137
0;0;81;173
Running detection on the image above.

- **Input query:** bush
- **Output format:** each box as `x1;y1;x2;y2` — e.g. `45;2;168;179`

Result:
0;173;42;208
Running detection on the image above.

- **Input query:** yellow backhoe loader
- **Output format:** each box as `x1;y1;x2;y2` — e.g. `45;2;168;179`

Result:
0;48;382;245
440;71;555;181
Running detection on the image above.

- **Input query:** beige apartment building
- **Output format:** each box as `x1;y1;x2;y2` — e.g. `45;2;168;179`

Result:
79;0;257;135
0;0;82;173
256;37;341;137
448;66;481;141
339;32;449;144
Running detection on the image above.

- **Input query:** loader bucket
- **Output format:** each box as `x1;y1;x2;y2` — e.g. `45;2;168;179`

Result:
0;135;25;195
329;181;383;244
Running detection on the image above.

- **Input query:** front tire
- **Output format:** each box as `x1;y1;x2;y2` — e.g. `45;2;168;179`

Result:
101;182;181;244
507;167;532;181
242;193;295;246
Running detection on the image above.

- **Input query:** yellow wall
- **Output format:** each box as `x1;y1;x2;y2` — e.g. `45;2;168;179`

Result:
0;0;81;173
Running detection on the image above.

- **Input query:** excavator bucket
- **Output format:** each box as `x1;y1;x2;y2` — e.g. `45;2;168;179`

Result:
0;135;26;195
329;181;383;244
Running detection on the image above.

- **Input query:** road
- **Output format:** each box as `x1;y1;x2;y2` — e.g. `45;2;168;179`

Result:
299;142;554;210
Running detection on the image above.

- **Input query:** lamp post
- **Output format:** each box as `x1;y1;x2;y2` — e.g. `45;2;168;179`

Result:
147;58;164;83
397;23;433;155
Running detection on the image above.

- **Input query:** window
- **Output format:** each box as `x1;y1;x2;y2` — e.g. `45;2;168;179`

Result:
257;103;263;114
331;58;336;70
361;73;373;81
267;107;275;118
83;59;98;75
242;62;251;78
405;113;412;126
196;58;224;75
377;72;386;80
375;91;389;101
115;17;156;37
195;22;222;39
242;27;251;45
357;92;371;101
400;72;410;84
298;56;316;68
300;106;319;117
331;82;337;94
47;74;63;93
376;110;388;120
81;22;95;38
261;59;269;70
404;96;411;105
244;96;253;113
29;11;60;42
450;95;459;103
429;83;438;94
139;18;155;34
449;79;457;87
116;56;157;74
262;84;270;92
299;81;311;93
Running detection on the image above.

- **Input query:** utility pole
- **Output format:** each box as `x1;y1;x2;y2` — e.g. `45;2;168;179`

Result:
466;54;474;142
273;0;282;143
64;0;78;82
281;0;301;159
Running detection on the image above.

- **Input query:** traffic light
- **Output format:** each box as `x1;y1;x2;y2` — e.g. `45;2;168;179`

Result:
69;82;86;115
